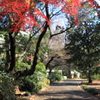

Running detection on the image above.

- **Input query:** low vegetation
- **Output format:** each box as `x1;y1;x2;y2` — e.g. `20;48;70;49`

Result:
19;62;50;94
0;71;16;100
81;85;100;95
48;70;64;84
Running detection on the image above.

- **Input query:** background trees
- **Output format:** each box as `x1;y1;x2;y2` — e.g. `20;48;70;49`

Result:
65;15;100;83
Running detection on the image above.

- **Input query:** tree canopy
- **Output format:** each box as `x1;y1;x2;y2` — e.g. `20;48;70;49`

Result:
0;0;99;32
65;15;100;83
0;0;100;79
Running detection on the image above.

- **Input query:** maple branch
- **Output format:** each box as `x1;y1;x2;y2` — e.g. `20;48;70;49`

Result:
15;4;49;79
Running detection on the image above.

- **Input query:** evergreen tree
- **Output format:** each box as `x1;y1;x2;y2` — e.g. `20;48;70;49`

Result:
65;21;100;83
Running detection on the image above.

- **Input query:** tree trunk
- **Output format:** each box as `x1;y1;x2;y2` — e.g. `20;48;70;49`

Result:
67;64;71;78
15;22;49;79
14;4;49;79
88;68;92;83
7;32;16;72
0;92;3;100
5;34;11;70
49;66;52;75
46;56;55;69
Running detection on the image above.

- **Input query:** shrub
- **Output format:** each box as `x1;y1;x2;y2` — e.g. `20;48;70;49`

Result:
19;62;50;94
80;75;87;79
0;71;16;100
16;58;30;71
36;62;47;74
32;71;50;92
93;74;100;80
48;70;63;84
19;78;35;93
81;85;99;95
0;59;6;71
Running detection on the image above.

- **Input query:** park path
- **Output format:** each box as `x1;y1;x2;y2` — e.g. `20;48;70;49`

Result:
34;79;99;100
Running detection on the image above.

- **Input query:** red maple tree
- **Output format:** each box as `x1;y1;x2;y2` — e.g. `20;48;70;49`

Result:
0;0;99;32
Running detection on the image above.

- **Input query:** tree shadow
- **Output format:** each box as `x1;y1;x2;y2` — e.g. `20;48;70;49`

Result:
51;79;86;86
37;90;96;100
36;79;97;100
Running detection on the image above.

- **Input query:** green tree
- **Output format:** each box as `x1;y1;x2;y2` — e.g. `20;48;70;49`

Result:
65;21;100;83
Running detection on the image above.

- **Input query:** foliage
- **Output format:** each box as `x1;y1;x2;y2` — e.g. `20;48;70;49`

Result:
80;75;87;79
30;71;50;93
0;59;6;71
48;70;63;84
0;71;16;100
65;14;100;83
19;77;35;93
19;62;50;94
36;62;47;74
0;0;99;76
16;57;30;71
0;0;99;32
93;74;100;80
0;0;99;98
15;34;29;54
39;32;53;62
81;85;99;95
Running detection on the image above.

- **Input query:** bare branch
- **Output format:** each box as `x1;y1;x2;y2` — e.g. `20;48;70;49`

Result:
46;56;55;69
50;23;73;39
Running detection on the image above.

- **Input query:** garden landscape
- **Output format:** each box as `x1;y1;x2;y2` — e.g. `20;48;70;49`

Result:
0;0;100;100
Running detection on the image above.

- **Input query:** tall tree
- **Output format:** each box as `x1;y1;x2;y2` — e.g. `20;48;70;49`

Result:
0;0;99;78
65;20;100;83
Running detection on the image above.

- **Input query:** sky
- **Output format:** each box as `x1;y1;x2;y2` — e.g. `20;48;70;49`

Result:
95;0;100;5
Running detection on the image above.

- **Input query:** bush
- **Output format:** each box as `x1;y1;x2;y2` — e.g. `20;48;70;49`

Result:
0;71;16;100
80;75;87;79
81;85;99;95
0;59;6;71
16;58;30;71
93;74;100;80
30;71;50;93
48;70;63;84
19;78;35;93
19;62;50;94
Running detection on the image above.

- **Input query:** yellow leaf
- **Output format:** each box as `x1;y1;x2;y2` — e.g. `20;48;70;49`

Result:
26;0;30;4
67;0;72;2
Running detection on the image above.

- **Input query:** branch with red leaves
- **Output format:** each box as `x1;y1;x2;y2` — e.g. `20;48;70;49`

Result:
0;0;99;32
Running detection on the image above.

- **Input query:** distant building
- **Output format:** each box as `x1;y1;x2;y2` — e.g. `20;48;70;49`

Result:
71;70;81;79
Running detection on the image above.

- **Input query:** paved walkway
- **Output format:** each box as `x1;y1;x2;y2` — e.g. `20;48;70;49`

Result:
34;79;99;100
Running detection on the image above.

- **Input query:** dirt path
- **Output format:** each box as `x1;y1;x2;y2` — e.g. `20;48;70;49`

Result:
34;79;99;100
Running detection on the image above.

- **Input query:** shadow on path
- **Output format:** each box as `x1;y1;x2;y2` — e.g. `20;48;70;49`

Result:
34;79;98;100
51;79;85;86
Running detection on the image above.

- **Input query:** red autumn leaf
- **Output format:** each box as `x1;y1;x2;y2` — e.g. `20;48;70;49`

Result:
0;0;99;32
26;56;34;59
